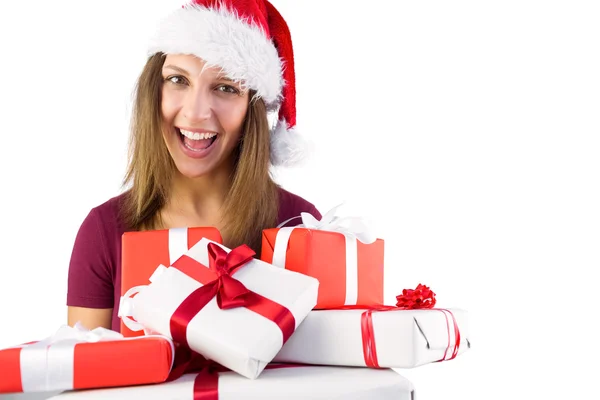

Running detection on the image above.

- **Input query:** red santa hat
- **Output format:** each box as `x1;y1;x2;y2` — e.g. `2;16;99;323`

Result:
147;0;307;167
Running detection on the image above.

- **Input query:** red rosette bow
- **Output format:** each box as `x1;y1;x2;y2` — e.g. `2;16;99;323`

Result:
395;283;437;309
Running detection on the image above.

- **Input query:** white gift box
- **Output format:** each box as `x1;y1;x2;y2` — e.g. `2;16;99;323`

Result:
47;365;415;400
119;238;319;379
274;308;470;368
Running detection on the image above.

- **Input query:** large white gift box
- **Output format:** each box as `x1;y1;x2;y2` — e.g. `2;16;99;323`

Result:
118;238;319;379
47;365;415;400
274;308;470;368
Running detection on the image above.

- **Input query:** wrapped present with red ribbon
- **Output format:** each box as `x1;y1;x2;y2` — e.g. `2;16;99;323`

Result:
273;284;471;368
46;364;415;400
118;238;319;379
0;323;174;394
120;227;223;337
261;204;384;309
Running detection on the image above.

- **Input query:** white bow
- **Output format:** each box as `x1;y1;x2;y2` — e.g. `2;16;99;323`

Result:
34;323;124;347
279;203;377;244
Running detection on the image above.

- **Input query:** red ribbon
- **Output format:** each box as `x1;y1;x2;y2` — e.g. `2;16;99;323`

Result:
193;368;220;400
167;345;307;400
191;362;307;400
356;305;461;368
361;310;378;368
164;346;224;400
356;305;395;368
436;308;461;362
169;242;296;349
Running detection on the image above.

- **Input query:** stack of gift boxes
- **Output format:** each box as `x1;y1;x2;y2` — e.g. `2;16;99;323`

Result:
0;208;470;399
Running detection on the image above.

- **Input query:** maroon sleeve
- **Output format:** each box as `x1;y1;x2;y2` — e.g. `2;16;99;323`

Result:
277;188;322;226
66;208;114;309
304;201;322;220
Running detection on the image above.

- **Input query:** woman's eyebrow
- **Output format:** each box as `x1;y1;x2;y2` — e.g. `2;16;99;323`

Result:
163;65;190;75
216;75;235;82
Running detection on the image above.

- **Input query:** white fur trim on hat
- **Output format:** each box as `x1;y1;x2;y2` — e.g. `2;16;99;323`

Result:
270;119;312;167
147;3;284;109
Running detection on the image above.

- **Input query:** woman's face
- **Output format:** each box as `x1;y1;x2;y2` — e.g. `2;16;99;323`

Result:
160;54;249;179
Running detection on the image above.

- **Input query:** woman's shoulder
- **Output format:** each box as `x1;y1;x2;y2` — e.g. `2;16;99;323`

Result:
90;192;127;217
83;192;129;233
276;187;322;225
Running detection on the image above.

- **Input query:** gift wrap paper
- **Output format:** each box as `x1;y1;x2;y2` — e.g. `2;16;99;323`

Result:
48;366;415;400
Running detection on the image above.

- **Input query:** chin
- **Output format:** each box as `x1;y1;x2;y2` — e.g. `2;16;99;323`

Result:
174;162;215;179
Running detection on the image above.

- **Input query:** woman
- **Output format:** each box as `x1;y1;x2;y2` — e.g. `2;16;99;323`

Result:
66;0;321;332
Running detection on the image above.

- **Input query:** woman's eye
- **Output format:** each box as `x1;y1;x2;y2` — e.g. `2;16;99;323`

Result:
216;85;240;95
165;75;187;85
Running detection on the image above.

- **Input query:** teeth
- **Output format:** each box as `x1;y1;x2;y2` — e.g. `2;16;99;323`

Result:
180;129;217;140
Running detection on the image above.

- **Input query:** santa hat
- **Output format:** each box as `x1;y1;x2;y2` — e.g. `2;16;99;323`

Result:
147;0;307;167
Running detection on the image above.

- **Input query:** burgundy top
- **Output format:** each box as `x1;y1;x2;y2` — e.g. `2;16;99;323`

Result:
66;188;321;332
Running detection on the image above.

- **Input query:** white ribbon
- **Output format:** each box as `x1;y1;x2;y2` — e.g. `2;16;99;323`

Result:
118;265;169;334
168;227;189;265
272;203;376;306
118;228;187;333
18;322;175;392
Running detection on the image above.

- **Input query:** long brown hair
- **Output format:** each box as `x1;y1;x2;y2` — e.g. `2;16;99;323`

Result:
121;53;279;253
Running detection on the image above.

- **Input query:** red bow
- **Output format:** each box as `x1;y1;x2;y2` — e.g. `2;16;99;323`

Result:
206;243;254;309
169;243;256;347
395;283;437;309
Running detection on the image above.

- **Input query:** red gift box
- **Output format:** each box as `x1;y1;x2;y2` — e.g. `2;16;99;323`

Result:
120;227;222;337
0;324;174;394
260;206;384;309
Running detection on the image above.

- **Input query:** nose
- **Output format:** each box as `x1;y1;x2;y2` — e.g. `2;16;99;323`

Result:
183;86;213;123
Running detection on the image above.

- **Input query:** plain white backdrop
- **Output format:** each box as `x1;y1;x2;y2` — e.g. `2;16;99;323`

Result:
0;1;599;399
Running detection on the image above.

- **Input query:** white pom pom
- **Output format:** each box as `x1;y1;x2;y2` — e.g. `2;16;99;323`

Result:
270;119;313;167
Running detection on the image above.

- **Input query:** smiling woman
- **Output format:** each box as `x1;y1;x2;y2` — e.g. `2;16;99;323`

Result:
66;0;321;332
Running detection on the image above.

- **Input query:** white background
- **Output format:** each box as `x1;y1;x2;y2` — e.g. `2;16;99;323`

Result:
0;1;598;399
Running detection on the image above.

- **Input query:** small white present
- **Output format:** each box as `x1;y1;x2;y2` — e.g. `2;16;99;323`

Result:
274;307;470;368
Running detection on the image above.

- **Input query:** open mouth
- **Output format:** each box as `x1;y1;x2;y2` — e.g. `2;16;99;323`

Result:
178;128;218;152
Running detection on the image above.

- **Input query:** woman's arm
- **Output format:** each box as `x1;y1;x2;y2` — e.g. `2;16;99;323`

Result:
68;306;112;330
66;207;115;330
